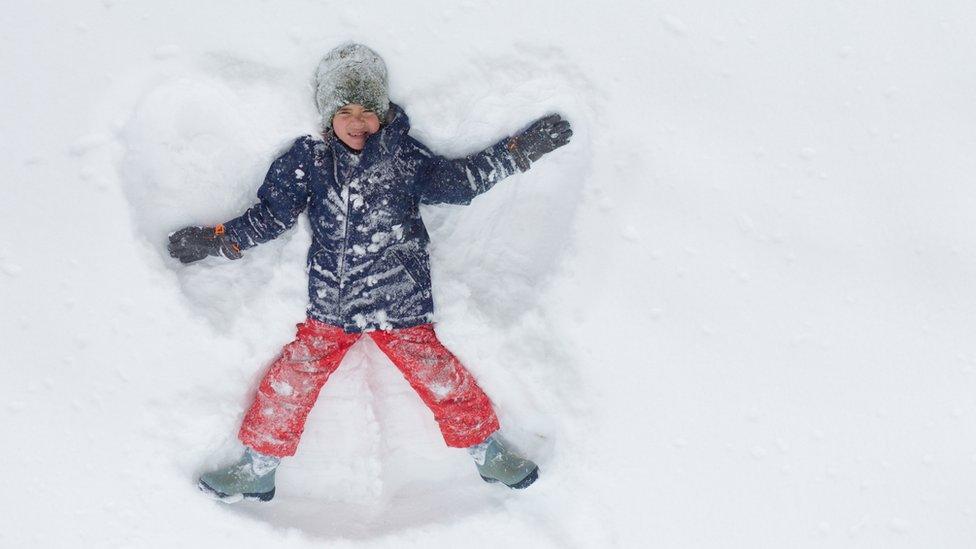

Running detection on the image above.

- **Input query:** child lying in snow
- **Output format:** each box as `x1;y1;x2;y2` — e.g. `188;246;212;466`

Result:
168;43;572;502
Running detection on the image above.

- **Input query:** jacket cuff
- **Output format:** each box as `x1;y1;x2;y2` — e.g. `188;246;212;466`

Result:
220;217;256;251
213;224;242;259
505;136;531;172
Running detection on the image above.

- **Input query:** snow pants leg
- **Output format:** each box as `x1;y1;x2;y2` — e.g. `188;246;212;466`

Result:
369;324;500;448
239;319;500;457
239;319;361;457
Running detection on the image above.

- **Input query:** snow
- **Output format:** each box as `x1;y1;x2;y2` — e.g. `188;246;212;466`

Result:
2;1;976;547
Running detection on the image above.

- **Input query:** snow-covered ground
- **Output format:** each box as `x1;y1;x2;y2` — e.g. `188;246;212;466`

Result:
3;1;976;547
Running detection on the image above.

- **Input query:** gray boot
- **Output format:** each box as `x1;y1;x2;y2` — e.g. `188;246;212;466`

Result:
468;433;539;489
198;447;280;503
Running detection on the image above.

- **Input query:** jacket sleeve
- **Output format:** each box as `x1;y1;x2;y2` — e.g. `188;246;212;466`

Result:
223;137;314;250
414;137;524;206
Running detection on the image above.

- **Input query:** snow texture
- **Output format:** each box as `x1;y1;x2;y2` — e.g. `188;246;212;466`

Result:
3;1;976;548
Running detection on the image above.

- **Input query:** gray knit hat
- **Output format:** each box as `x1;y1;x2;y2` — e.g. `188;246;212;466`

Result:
314;43;390;128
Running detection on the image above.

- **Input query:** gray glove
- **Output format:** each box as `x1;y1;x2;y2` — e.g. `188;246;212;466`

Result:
507;114;573;171
167;225;242;264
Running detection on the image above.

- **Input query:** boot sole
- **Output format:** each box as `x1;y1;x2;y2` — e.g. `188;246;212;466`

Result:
198;479;275;503
480;466;539;489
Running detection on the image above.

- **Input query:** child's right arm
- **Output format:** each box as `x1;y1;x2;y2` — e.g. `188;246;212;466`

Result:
167;136;315;264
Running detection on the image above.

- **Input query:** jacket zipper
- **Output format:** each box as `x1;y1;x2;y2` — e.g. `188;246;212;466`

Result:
333;149;352;314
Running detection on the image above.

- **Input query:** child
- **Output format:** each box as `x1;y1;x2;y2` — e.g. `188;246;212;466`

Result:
169;43;572;502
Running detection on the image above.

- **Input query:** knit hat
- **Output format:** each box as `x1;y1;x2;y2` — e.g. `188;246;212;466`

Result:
314;43;390;128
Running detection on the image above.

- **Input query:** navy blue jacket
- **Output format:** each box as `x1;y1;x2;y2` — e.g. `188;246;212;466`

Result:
223;104;523;332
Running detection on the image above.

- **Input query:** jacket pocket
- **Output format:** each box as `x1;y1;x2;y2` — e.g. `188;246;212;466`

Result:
392;249;430;288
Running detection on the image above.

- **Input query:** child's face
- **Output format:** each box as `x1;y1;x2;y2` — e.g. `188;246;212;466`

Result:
332;104;381;151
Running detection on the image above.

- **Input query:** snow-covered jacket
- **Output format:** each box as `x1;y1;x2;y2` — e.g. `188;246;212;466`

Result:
223;104;523;332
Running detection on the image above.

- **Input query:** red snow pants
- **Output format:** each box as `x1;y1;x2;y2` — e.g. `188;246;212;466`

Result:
238;318;500;457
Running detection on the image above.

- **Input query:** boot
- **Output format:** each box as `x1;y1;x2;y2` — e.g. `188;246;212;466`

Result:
468;433;539;489
198;447;280;503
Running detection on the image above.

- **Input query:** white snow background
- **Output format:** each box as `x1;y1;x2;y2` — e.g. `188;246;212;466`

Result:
2;1;976;547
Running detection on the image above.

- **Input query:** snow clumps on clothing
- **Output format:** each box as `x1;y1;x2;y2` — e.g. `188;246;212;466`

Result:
313;43;390;127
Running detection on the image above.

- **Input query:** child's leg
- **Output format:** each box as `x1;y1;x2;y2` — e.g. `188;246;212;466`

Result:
369;324;500;448
239;319;361;457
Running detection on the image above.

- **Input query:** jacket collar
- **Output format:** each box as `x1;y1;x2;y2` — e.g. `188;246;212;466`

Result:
328;102;410;167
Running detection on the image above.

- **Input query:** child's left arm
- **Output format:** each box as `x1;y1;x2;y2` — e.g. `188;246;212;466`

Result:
416;114;572;206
